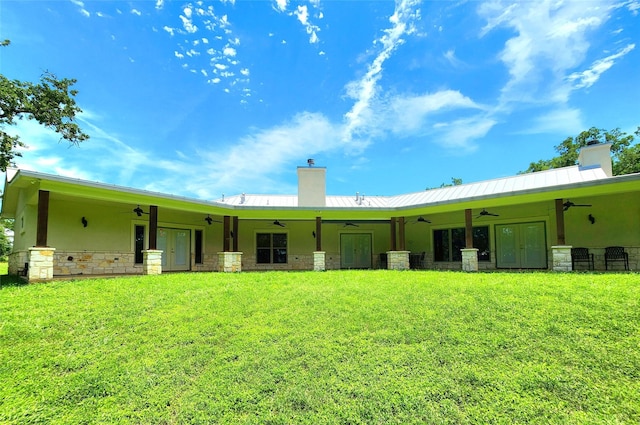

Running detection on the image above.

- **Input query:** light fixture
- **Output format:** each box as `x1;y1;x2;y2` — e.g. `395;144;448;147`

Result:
588;214;595;224
81;217;88;227
312;230;316;238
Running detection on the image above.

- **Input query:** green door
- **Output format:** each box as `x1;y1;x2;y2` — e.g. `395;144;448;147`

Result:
340;234;372;269
157;228;191;271
496;222;547;269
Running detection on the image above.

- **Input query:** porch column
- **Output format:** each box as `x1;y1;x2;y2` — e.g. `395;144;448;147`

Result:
387;250;410;270
36;190;49;247
390;217;397;251
223;215;231;252
143;249;163;275
465;209;473;248
552;245;573;272
149;205;158;250
462;209;478;272
314;217;325;271
555;199;565;245
27;247;55;282
232;216;239;251
315;217;322;251
461;248;479;272
398;217;406;251
218;252;242;272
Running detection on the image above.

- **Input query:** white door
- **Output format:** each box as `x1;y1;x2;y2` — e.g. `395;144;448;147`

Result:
157;228;191;271
340;234;372;269
496;222;547;269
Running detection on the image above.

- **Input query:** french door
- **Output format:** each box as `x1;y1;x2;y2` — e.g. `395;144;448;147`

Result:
340;234;372;269
157;228;191;271
496;222;547;269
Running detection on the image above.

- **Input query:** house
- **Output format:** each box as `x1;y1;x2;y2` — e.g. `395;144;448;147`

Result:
1;142;638;281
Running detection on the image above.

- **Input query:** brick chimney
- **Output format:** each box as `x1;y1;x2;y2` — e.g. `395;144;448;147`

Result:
578;141;613;177
297;160;326;207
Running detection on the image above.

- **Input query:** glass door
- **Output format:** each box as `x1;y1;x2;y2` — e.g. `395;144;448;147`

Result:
340;234;372;269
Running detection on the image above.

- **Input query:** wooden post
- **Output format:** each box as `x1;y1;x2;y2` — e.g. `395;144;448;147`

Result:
315;217;322;251
390;217;397;251
223;216;231;252
555;199;565;245
149;205;158;250
465;208;473;248
398;217;406;251
232;216;239;251
36;190;50;247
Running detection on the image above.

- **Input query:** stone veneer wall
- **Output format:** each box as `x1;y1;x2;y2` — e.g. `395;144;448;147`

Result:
461;248;479;272
27;247;55;281
218;252;242;272
53;251;140;276
8;250;29;276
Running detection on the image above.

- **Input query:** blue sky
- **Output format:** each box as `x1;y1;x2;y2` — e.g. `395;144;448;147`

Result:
1;0;638;200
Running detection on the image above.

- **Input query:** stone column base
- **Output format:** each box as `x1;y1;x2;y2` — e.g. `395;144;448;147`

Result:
218;252;242;272
28;247;56;282
552;245;572;271
313;251;326;271
461;248;479;272
143;250;163;275
387;251;410;270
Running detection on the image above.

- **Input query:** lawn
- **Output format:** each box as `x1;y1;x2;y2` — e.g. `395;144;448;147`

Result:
1;270;639;424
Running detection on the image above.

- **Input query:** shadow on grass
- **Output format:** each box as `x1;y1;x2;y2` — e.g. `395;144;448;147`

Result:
0;274;28;288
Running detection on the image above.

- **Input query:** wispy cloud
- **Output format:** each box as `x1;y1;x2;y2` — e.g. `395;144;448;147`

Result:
273;0;323;44
567;43;635;89
70;0;90;17
342;0;421;147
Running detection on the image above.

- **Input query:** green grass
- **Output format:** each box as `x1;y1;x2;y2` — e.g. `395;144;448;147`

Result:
1;270;639;424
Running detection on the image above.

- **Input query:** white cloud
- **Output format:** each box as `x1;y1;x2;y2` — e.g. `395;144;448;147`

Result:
163;26;175;36
131;9;141;16
342;0;422;147
155;0;164;10
567;43;635;89
223;46;237;57
240;68;250;76
478;0;610;105
274;0;288;13
174;51;185;59
70;0;90;17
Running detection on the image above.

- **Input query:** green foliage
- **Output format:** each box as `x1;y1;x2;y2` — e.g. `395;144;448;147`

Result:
522;126;640;175
1;271;639;423
0;40;89;172
427;177;463;190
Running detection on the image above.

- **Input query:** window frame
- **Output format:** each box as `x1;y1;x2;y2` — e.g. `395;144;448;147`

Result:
433;226;490;262
256;232;288;264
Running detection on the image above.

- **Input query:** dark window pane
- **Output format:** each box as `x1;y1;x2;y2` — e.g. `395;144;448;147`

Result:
195;230;203;264
257;248;271;263
473;226;490;261
451;228;465;262
273;248;287;263
433;229;449;262
257;233;271;248
272;233;287;248
135;225;145;264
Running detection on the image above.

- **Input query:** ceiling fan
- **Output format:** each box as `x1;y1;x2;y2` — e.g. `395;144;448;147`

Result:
132;205;148;217
344;222;359;227
415;216;431;223
273;220;286;227
563;200;592;211
476;209;499;218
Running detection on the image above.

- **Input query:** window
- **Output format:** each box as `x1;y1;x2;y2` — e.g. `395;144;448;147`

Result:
256;233;287;264
434;226;490;262
134;225;145;264
195;230;203;264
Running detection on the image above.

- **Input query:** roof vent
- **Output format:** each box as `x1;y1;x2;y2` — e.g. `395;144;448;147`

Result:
307;158;315;167
586;139;600;146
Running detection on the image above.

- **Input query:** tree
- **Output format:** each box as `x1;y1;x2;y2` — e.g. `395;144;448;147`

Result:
0;218;13;261
0;40;89;172
521;127;640;175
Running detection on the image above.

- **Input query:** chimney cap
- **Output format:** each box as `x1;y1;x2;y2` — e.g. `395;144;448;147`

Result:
307;158;315;167
586;139;600;146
